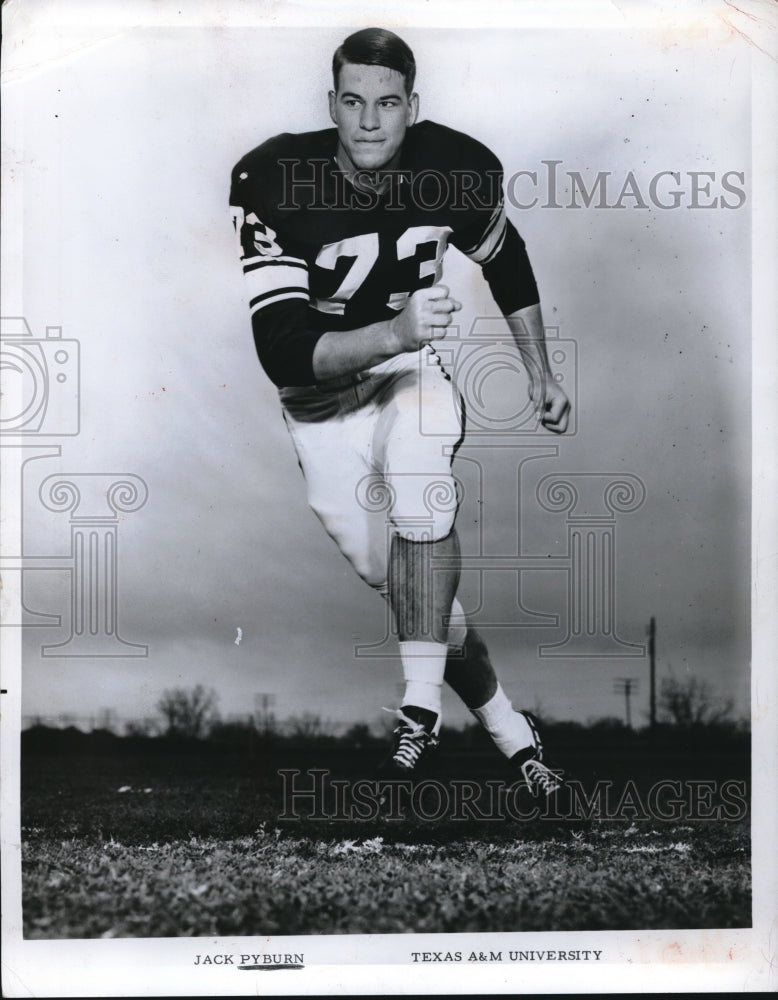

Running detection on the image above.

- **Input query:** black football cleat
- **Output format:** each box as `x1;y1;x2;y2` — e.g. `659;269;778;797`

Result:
379;705;440;775
510;712;563;797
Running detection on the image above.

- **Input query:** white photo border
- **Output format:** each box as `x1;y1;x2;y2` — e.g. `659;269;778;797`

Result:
1;0;775;995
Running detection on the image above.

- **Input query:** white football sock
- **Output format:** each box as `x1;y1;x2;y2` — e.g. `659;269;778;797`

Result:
472;684;535;758
399;640;447;722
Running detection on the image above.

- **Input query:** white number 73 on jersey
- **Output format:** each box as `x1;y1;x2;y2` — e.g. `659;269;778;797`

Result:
313;226;452;316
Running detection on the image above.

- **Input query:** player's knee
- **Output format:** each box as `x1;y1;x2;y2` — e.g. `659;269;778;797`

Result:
342;548;386;590
394;509;457;543
390;474;459;542
307;504;386;589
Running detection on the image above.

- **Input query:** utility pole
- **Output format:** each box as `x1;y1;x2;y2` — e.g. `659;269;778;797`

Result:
649;616;657;730
254;692;276;733
614;678;639;728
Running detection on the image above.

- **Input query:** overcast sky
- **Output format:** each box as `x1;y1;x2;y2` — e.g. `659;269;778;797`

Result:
6;20;753;732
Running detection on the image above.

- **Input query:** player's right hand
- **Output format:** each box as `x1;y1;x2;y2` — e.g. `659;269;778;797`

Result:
390;285;461;353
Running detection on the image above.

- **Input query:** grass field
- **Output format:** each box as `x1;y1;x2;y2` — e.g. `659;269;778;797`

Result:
20;730;751;938
23;823;749;938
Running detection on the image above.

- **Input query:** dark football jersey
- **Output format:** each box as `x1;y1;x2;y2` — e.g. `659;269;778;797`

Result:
230;120;538;387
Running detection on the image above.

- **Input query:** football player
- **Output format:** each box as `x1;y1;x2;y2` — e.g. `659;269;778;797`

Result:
230;28;570;795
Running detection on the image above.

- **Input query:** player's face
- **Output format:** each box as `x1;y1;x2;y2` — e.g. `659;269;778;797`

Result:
329;62;418;172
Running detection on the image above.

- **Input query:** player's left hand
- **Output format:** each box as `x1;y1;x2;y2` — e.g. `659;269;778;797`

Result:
529;379;571;434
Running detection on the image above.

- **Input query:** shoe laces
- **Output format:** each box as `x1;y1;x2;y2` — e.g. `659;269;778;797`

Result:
521;758;563;796
382;707;439;770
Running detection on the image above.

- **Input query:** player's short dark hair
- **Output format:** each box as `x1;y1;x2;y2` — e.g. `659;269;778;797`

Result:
332;28;416;95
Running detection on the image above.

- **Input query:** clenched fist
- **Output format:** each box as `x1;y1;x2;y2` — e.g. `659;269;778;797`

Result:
390;285;462;353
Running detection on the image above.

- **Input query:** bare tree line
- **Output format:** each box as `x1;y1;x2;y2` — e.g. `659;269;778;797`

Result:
23;672;743;739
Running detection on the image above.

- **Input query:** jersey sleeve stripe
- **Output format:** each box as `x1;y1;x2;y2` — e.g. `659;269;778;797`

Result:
481;201;506;242
462;203;508;264
249;288;309;314
478;224;507;266
242;255;307;272
244;263;310;302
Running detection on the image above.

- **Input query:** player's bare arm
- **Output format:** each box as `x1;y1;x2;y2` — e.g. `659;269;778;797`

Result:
506;302;571;434
311;285;461;381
